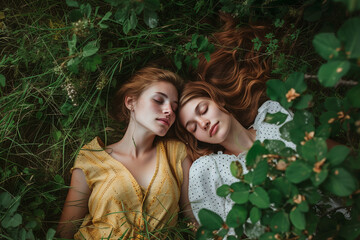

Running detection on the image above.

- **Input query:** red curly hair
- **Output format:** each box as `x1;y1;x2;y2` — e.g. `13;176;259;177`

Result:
176;13;271;161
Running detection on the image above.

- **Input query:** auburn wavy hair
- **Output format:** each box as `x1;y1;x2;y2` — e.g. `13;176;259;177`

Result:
176;13;271;161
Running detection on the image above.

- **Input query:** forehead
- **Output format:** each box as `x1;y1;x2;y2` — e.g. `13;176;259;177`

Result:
141;81;178;99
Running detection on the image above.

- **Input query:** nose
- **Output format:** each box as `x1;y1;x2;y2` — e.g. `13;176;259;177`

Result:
163;103;174;117
198;117;210;130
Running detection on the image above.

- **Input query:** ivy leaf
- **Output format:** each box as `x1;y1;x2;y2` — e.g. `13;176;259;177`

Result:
144;10;158;28
323;168;357;197
217;184;231;197
317;60;350;87
226;204;247;228
230;182;250;204
312;33;342;60
198;209;224;231
270;211;290;233
264;112;288;125
326;145;350;166
250;207;261;223
337;17;360;58
290;207;306;230
285;161;312;183
82;41;99;57
249;187;270;209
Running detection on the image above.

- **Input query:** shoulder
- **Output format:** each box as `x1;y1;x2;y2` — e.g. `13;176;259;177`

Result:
161;139;186;151
190;153;238;174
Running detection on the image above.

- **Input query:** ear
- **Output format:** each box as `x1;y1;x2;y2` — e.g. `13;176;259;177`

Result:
125;96;136;111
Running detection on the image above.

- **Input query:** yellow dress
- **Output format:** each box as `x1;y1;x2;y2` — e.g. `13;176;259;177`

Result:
71;137;187;239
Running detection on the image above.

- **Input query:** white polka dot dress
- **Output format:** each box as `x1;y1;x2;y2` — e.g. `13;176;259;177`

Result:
188;101;296;223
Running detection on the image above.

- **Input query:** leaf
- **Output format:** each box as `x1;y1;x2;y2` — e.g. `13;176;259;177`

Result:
312;33;342;60
66;0;79;7
217;184;231;197
198;209;224;231
266;79;289;108
290;207;306;230
300;138;327;163
293;94;313;110
46;228;56;240
310;169;328;187
272;177;292;198
250;207;261;223
69;9;82;22
326;145;350;166
249;187;270;209
0;74;5;87
345;84;360;108
285;72;306;93
285;161;312;183
246;140;268;166
264;112;288;125
1;213;22;228
82;41;99;57
264;139;286;153
226;204;247;228
323;168;357;197
260;232;277;240
68;34;77;56
143;10;158;28
252;160;268;185
8;196;21;215
195;226;213;240
230;182;250;204
268;189;284;207
337;17;360;58
270;211;290;233
129;10;138;30
317;60;350;87
145;0;161;11
0;191;12;208
83;54;102;72
325;97;343;111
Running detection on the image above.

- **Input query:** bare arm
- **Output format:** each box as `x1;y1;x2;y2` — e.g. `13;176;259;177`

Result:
56;168;91;239
179;157;197;226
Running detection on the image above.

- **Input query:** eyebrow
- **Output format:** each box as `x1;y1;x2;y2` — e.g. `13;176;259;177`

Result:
155;92;178;104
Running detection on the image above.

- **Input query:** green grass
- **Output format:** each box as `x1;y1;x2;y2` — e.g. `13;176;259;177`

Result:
0;0;359;239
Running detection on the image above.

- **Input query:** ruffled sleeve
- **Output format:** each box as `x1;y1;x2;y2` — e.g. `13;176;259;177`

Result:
253;100;296;149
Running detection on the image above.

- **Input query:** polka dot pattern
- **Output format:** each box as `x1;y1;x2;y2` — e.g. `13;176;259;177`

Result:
188;101;296;223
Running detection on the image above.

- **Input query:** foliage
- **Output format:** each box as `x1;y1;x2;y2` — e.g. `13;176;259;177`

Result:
0;0;359;239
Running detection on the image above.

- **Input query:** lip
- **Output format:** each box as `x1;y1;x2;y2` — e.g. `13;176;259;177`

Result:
209;122;219;137
157;118;170;126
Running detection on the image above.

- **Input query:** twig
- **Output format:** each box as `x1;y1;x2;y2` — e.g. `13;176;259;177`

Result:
304;74;358;87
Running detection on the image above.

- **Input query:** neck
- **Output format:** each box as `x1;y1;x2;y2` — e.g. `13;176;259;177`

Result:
116;121;156;158
222;116;256;156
